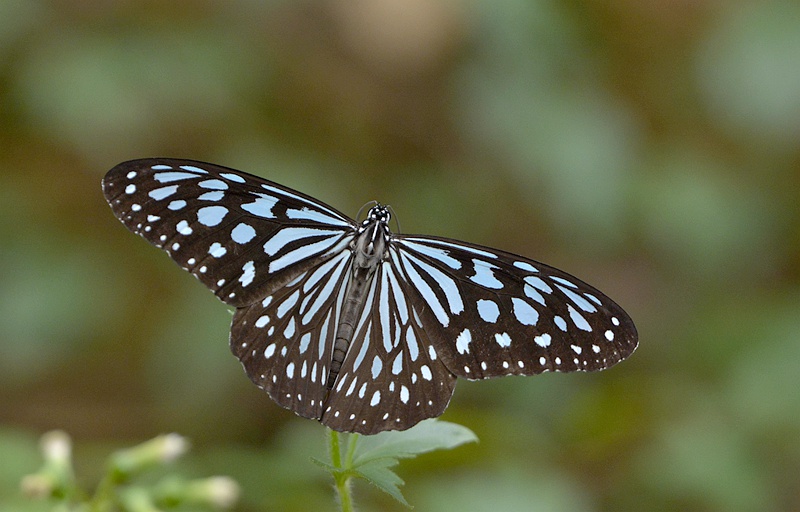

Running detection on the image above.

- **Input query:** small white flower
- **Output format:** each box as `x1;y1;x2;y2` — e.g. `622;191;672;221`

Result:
204;476;241;508
41;430;71;464
160;433;190;463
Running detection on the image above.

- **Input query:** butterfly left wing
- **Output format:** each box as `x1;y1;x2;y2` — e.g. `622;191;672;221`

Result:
391;235;638;379
102;158;356;308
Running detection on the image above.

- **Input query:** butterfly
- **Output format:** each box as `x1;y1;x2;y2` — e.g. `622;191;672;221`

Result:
102;158;638;434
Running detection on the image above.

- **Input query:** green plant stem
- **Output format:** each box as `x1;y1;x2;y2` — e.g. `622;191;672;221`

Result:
329;430;355;512
346;433;359;467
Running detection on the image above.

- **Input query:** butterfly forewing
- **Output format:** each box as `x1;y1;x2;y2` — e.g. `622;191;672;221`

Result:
393;236;638;379
102;159;355;308
103;158;638;434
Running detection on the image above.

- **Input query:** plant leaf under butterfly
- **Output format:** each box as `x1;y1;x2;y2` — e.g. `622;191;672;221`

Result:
312;419;478;509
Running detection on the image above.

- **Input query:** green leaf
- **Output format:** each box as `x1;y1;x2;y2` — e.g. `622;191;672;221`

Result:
342;420;477;507
352;458;409;508
318;421;477;508
308;457;336;473
353;419;478;464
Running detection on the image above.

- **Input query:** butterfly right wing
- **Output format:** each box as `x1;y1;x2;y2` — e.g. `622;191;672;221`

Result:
102;158;356;308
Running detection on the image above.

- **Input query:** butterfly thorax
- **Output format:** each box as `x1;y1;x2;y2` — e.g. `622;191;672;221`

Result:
326;205;391;390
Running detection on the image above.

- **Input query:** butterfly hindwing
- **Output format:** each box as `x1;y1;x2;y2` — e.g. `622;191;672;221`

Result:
230;249;457;435
320;260;456;434
230;249;355;422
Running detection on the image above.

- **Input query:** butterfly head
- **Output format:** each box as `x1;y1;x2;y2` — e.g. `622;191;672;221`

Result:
364;204;391;224
359;204;392;234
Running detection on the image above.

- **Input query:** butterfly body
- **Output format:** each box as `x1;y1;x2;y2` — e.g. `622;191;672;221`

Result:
328;205;391;389
103;159;637;434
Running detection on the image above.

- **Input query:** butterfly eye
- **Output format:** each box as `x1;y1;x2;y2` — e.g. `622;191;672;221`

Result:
103;159;637;434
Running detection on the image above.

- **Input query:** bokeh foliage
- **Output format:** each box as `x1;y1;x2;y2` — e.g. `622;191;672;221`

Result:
1;1;799;511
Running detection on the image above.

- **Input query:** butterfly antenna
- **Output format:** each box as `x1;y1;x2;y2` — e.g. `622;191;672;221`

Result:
387;204;401;233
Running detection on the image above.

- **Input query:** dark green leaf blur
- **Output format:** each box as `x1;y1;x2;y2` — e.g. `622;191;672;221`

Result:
1;1;798;511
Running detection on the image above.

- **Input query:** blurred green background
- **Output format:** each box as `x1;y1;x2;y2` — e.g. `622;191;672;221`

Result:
2;1;799;510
